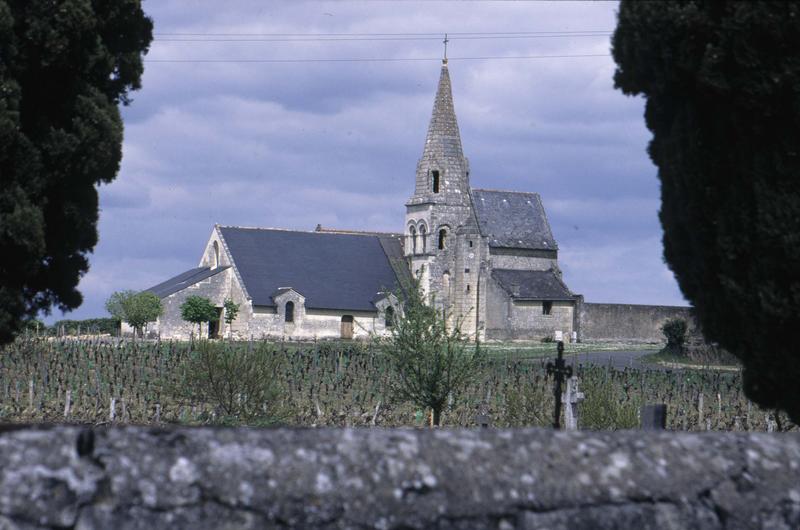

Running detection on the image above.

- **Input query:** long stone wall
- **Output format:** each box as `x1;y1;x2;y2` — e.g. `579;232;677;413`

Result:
578;300;694;343
1;426;798;529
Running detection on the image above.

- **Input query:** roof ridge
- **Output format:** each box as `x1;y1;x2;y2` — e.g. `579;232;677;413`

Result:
315;225;403;237
219;225;391;237
472;188;540;196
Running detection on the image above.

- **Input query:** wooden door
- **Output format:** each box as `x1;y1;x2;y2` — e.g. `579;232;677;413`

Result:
340;315;354;339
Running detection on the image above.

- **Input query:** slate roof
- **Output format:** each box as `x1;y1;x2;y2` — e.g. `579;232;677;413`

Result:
471;189;557;251
219;227;403;311
422;63;465;161
491;269;574;301
146;266;230;298
378;236;414;295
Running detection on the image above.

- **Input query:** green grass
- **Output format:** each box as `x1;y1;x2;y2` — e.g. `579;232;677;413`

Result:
480;340;662;360
640;349;741;370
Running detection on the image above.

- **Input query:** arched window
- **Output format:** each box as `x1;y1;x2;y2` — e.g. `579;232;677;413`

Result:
385;306;395;328
419;224;427;253
431;170;440;193
212;241;220;268
285;301;294;323
438;228;448;250
409;226;417;254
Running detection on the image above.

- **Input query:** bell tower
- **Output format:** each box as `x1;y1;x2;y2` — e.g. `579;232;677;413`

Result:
405;60;475;311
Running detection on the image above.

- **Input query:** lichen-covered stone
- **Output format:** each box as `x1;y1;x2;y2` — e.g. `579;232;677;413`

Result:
0;426;798;529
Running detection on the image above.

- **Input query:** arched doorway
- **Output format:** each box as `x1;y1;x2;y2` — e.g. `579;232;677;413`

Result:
341;315;354;339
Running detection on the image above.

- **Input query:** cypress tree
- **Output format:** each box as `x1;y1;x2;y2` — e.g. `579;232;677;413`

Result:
0;1;153;343
613;1;800;421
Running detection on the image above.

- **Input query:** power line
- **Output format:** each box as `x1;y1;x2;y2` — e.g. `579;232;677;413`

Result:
154;34;611;43
145;53;610;64
153;30;613;38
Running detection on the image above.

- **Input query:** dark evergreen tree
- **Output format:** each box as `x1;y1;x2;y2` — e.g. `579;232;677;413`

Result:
0;1;152;344
612;1;800;421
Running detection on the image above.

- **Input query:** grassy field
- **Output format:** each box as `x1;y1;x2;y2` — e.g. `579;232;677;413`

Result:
640;350;742;371
481;340;661;359
0;337;793;431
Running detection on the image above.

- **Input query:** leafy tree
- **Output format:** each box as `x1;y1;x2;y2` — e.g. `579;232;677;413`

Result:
180;296;219;338
381;283;482;426
613;2;800;422
0;1;153;345
22;318;45;335
223;299;240;340
122;292;162;338
105;289;134;335
105;290;162;338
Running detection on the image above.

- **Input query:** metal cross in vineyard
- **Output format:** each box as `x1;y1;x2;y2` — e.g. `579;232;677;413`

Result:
546;340;572;429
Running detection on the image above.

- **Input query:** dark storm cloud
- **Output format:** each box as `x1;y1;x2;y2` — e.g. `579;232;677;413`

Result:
57;1;686;322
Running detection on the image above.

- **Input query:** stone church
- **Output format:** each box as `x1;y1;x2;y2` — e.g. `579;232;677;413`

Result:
144;60;577;341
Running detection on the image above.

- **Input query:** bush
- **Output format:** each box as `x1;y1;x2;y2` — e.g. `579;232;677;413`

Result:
501;373;553;428
579;376;639;430
51;318;120;336
176;340;289;426
661;318;688;355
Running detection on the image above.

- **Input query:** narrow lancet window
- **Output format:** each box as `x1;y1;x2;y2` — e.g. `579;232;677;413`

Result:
385;306;395;328
285;301;295;322
438;228;447;250
419;225;427;253
410;226;417;254
432;170;440;193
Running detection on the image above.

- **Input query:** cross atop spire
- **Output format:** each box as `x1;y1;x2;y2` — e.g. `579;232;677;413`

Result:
443;33;449;64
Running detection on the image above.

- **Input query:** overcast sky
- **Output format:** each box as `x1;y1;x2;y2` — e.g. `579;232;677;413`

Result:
56;0;688;322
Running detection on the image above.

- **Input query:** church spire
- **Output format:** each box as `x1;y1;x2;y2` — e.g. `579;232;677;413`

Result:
411;61;470;202
422;61;464;163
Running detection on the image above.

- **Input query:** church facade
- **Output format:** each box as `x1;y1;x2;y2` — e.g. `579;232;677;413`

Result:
143;61;577;341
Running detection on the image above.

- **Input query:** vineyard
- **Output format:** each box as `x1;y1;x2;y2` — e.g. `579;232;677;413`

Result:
0;337;795;431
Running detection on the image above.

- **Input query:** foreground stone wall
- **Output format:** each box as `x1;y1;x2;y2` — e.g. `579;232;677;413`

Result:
578;301;694;343
1;426;798;529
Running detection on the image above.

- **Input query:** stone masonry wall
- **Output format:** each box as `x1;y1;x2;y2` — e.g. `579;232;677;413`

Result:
488;248;556;272
485;279;573;341
247;308;385;340
579;301;694;343
1;426;798;529
155;268;233;339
